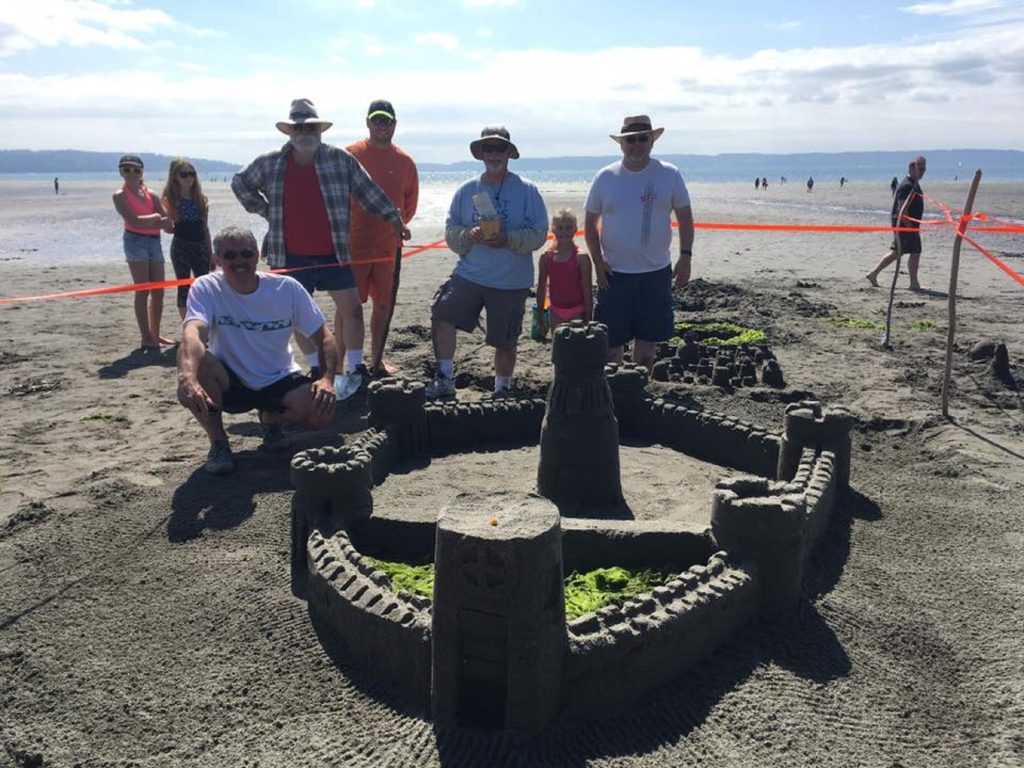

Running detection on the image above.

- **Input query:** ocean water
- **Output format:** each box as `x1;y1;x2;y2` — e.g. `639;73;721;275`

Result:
1;172;1021;268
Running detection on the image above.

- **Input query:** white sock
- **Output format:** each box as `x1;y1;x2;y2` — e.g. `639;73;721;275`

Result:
494;375;511;392
345;350;364;372
306;352;320;367
438;359;454;379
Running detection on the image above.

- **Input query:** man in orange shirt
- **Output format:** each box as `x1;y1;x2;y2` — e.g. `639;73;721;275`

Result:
346;99;419;376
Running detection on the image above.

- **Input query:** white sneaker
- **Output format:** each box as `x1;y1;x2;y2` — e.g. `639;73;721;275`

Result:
425;374;456;399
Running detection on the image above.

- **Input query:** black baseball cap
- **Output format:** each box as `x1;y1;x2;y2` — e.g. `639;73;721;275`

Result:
367;99;396;121
119;154;144;169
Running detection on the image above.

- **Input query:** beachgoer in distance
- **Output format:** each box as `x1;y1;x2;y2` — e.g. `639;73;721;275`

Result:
345;99;419;376
535;208;593;337
840;176;846;188
232;98;409;395
54;177;59;196
426;126;548;399
866;156;927;291
761;176;768;190
754;177;760;190
111;154;172;351
161;158;214;321
891;176;898;194
176;226;339;475
806;176;814;192
584;114;694;371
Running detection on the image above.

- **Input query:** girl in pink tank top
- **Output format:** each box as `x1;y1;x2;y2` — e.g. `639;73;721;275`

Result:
112;155;172;350
535;208;594;336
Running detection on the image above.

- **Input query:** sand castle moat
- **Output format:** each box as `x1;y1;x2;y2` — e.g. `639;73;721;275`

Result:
288;321;854;733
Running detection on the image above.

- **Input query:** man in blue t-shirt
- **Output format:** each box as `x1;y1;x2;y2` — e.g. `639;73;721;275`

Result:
426;126;548;398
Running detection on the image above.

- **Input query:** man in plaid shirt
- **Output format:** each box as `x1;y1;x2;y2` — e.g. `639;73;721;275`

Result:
233;98;409;394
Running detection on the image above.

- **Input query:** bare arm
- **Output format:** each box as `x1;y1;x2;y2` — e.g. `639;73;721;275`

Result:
176;320;214;416
578;252;594;320
113;189;167;229
584;211;610;291
536;253;549;334
306;325;337;420
673;204;694;289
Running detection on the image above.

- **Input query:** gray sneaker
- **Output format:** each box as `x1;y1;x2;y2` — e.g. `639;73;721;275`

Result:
425;374;456;399
205;440;235;475
335;364;371;400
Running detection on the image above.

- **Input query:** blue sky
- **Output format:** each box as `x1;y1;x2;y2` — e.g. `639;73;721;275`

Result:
1;0;1022;164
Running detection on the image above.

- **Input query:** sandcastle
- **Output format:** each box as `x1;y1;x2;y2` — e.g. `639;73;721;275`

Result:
289;321;854;733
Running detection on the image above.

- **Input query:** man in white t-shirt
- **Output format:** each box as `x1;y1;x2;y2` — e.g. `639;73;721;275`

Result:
584;115;695;370
176;226;339;475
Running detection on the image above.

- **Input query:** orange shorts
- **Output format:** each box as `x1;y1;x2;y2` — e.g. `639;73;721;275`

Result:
350;253;396;304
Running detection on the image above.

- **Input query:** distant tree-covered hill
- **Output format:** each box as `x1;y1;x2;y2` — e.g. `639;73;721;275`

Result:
0;149;239;174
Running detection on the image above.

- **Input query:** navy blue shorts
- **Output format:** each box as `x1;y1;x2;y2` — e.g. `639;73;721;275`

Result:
286;253;355;294
220;366;312;414
594;265;674;348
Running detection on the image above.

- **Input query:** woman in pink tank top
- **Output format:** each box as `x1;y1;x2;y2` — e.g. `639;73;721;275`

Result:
112;154;172;351
535;208;593;337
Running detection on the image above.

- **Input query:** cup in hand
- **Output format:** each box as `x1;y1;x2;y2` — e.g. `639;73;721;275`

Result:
479;218;501;239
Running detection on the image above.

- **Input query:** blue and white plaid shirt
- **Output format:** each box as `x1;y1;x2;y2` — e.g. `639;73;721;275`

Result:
232;141;402;268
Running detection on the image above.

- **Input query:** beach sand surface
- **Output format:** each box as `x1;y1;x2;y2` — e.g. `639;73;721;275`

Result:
1;179;1023;766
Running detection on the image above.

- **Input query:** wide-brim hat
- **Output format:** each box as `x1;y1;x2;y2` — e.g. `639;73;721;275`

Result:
610;115;664;144
276;98;333;134
470;125;520;160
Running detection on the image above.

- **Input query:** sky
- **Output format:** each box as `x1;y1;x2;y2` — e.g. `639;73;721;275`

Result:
1;0;1023;164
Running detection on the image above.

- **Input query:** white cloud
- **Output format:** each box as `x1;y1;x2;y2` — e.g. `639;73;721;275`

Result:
0;18;1022;162
0;0;177;57
414;32;459;51
900;0;1002;16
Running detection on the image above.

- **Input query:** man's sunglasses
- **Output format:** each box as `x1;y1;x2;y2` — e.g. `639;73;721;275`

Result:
624;134;650;144
120;166;142;175
370;115;394;126
220;249;257;261
480;143;508;154
291;124;320;134
177;170;196;178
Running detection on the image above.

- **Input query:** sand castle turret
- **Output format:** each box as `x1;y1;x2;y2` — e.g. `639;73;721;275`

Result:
537;321;623;513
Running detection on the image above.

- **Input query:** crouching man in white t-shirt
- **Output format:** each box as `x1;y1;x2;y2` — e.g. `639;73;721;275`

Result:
176;226;338;475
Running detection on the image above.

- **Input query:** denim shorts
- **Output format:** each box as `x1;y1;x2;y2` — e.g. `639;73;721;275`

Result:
285;253;355;294
123;231;164;263
594;265;674;348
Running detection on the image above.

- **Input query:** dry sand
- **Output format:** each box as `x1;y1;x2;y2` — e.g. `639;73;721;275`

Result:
1;180;1023;766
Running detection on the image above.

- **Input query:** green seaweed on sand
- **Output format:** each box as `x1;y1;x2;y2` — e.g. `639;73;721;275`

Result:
563;566;674;619
366;557;435;598
912;319;937;331
670;321;766;347
366;558;675;619
826;316;884;330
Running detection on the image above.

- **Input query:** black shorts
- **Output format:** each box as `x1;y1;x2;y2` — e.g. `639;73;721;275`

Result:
220;367;312;414
594;265;674;348
891;231;922;254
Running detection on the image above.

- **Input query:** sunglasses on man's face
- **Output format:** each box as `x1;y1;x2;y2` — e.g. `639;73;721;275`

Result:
220;249;257;261
292;124;320;134
120;166;142;175
370;115;394;126
624;134;650;144
480;143;508;154
178;170;196;178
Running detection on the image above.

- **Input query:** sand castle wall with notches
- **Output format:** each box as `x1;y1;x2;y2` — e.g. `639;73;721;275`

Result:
289;373;851;725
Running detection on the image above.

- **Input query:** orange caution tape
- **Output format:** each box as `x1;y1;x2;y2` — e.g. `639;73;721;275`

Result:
3;204;1022;304
960;233;1024;288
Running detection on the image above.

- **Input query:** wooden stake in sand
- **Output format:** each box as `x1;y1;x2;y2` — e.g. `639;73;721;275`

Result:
881;191;915;348
941;170;983;418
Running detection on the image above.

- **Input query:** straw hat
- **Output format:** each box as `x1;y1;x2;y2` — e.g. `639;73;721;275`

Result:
276;98;333;134
610;115;664;144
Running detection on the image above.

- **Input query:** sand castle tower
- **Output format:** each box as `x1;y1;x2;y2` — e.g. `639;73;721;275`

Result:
537;321;623;514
